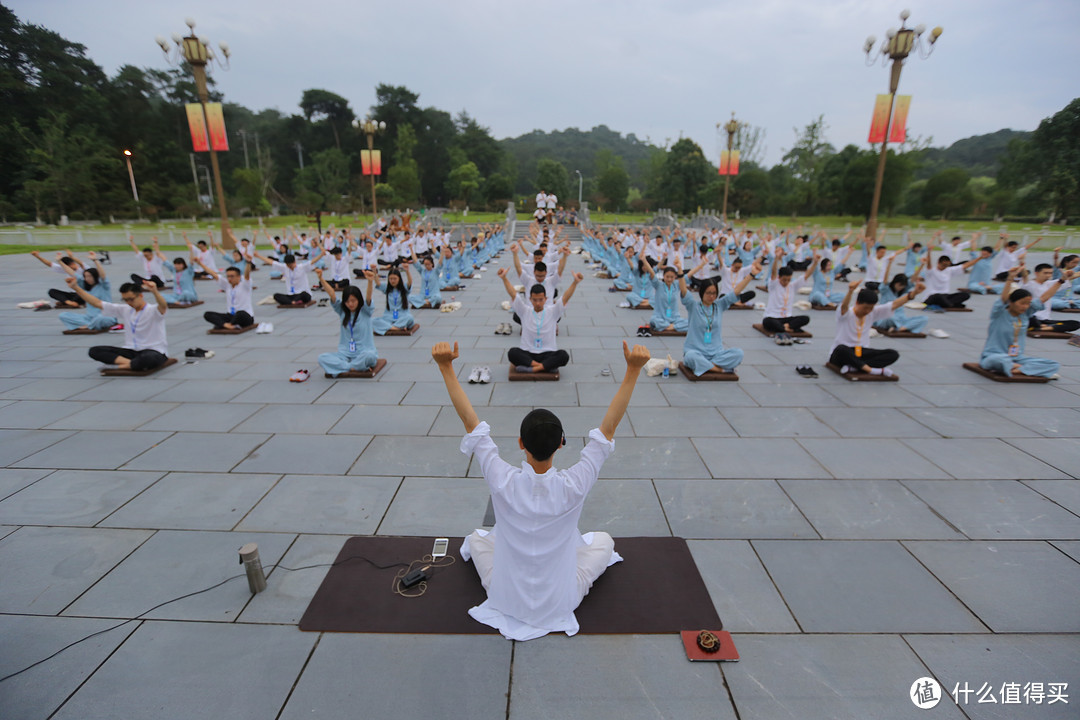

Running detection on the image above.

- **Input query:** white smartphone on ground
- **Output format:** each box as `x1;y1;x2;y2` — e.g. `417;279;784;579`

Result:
432;538;449;559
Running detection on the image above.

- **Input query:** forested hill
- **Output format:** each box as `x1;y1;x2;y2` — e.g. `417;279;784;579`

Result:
500;125;659;195
914;129;1031;179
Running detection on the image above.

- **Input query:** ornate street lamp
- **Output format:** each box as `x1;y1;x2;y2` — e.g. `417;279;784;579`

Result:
863;9;942;240
354;117;386;217
123;150;141;220
156;19;234;246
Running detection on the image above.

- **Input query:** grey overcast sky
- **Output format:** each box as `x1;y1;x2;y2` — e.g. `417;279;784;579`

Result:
9;0;1079;167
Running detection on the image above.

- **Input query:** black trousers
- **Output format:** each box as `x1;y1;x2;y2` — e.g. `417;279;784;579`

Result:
88;346;167;371
204;310;254;329
864;281;880;291
787;259;812;271
829;345;898;369
327;279;350;290
689;275;722;291
507;348;569;372
925;291;969;308
274;291;312;305
48;288;84;306
737;290;755;304
763;316;810;333
130;273;165;289
1030;317;1080;333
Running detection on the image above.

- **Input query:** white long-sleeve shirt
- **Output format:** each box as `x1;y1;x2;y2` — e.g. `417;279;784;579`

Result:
460;421;617;640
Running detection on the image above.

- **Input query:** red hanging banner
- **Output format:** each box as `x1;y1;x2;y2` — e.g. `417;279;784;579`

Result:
718;150;730;176
186;103;209;152
888;95;912;144
868;94;891;144
729;150;740;176
371;149;382;176
361;150;372;175
205;103;229;151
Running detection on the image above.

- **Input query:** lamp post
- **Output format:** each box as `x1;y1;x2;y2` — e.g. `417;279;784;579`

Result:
157;19;234;246
719;113;740;220
354;117;386;218
863;9;942;241
575;170;583;205
123;150;141;220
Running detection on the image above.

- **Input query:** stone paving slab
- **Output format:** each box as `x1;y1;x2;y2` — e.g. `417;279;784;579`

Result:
236;474;399;535
0;526;153;614
904;540;1080;632
15;429;174;470
99;472;281;531
51;621;317;720
510;635;736;720
724;634;970;720
0;469;163;526
753;540;987;633
903;438;1069;480
278;634;511;720
0;400;96;428
687;539;800;632
903;480;1080;539
657;478;818;539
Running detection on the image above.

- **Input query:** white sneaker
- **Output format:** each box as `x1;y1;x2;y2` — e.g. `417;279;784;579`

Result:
868;328;881;338
929;328;950;338
479;366;491;384
468;366;482;384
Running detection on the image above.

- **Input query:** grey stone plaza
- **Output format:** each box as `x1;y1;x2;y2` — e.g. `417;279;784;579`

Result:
0;229;1078;719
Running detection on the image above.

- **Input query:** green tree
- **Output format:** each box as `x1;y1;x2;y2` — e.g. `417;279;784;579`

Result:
781;115;834;214
17;112;112;220
656;138;712;214
534;158;570;203
922;168;973;219
370;84;422;172
300;89;355;149
310;148;351;208
446;161;481;206
727;164;772;216
483;173;514;207
595;153;630;210
387;124;421;206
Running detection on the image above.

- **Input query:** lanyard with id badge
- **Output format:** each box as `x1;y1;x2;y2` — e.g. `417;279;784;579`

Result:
534;307;546;349
702;302;716;345
347;316;357;353
665;283;675;318
391;290;400;321
1008;316;1023;357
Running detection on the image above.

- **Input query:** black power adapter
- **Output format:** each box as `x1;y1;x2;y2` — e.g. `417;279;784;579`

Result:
400;567;429;589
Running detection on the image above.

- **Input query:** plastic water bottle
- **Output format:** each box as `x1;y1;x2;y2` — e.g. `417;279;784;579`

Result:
662;366;669;379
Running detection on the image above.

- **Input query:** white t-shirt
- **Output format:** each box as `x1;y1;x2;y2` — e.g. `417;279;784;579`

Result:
865;252;898;284
520;269;560;299
136;253;165;279
924;265;964;296
1023;279;1056;321
545;193;557;209
535;192;546;208
271;261;313;295
830;303;893;355
993;248;1025;275
764;276;807;318
720;265;752;296
944;241;971;263
218;276;254;318
513;296;565;353
459;421;616;641
101;300;168;355
329;255;351;282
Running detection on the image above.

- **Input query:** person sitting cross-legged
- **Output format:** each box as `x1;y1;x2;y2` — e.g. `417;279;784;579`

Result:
497;266;581;374
65;276;170;371
433;338;650;640
829;278;925;376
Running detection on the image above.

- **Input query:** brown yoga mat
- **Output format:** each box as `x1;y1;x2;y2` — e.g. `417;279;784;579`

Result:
299;535;721;635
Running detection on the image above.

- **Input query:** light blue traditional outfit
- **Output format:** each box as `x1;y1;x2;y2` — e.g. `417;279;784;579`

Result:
1051;268;1080;309
409;267;442;308
625;266;655;308
438;253;460;289
371;282;415;334
318;299;378;375
162;265;198;304
904;248;926;277
647;276;687;332
873;283;929;333
979;298;1059;378
809;267;844;307
967;252;1003;294
58;277;117;331
681;291;743;375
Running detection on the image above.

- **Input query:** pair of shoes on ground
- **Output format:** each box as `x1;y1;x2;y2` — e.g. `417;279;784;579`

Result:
289;369;310;383
795;365;818;378
184;348;215;358
494;323;513;335
468;366;491;384
255;322;274;334
928;328;950;338
636;326;652;337
775;333;793;346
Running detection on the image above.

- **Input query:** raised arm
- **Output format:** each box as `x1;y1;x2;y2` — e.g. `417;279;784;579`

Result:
143;280;167;314
314;268;336;304
804;250;819;280
194;257;219;282
559;272;584;306
556;245;570;276
432;341;479;433
1042;270;1075;304
510;243;524;276
88;251;107;279
1001;265;1022;299
152;237;167;263
496;267;517;301
839;278;861;316
30;250;55;269
599;341;650;441
64;276;102;308
891;281;925;311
